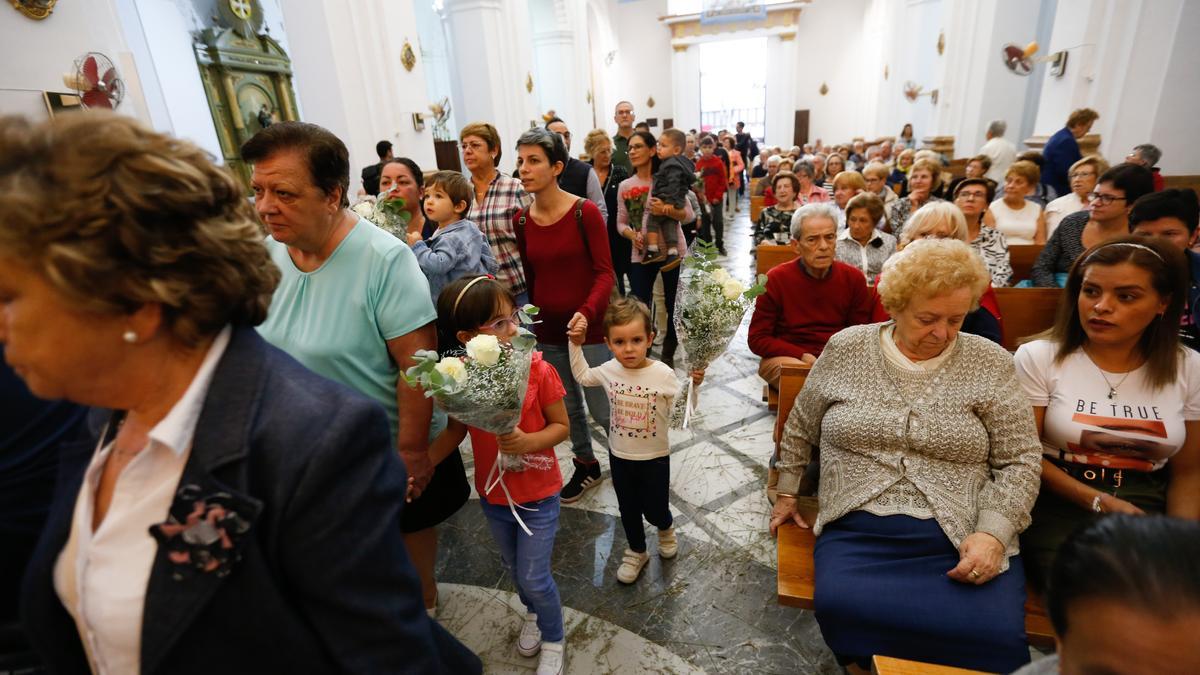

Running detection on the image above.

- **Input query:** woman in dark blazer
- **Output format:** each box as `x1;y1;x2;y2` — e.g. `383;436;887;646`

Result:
1;112;479;674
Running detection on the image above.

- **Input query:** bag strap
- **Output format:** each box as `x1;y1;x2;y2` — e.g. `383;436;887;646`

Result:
573;198;590;258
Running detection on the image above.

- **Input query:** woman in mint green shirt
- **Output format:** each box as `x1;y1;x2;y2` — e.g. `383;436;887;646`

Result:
243;123;468;617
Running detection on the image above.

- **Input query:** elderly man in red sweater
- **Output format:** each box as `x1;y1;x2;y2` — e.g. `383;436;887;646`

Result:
749;202;874;386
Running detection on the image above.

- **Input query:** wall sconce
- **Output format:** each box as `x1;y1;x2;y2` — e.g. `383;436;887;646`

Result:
412;113;425;131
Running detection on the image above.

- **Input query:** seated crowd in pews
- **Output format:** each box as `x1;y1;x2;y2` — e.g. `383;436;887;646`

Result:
755;117;1199;672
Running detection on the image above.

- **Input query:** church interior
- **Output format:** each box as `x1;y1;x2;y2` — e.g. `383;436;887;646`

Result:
2;1;1199;674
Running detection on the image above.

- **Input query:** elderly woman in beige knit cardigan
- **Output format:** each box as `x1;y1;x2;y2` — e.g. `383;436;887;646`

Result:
768;239;1043;673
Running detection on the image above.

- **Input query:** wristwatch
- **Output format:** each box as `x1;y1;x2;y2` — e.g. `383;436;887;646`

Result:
1091;494;1104;513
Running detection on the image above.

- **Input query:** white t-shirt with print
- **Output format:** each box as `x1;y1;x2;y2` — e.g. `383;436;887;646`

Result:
568;342;678;460
1014;339;1200;471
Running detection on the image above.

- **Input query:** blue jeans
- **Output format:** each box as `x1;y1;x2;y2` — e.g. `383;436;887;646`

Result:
480;496;564;642
540;342;611;462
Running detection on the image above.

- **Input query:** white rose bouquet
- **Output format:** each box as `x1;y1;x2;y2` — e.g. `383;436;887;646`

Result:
351;192;412;238
402;306;548;473
670;240;767;428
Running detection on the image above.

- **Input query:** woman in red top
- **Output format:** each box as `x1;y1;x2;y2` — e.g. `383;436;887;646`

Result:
513;128;615;504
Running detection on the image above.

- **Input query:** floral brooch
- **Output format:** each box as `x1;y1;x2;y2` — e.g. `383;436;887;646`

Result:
149;483;256;580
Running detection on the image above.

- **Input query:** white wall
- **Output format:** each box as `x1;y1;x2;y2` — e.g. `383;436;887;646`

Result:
281;0;438;192
786;0;872;145
603;0;673;132
1151;0;1200;175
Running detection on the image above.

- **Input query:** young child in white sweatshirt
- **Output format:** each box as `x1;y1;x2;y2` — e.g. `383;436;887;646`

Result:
566;297;699;583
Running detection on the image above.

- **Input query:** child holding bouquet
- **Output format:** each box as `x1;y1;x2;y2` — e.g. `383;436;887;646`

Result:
426;275;569;674
566;298;701;583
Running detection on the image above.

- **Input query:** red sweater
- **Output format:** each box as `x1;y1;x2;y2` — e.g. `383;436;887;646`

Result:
748;259;873;359
516;199;614;345
695;154;728;203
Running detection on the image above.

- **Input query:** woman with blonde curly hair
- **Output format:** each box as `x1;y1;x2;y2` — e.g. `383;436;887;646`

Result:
870;202;1004;344
3;112;479;673
770;238;1042;672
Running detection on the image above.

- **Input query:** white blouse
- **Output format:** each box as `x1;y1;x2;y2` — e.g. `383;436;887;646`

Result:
989;198;1042;245
53;326;231;674
1044;193;1086;238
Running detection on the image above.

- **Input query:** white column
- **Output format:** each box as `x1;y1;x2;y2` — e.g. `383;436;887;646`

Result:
764;34;797;147
442;0;540;166
669;44;700;132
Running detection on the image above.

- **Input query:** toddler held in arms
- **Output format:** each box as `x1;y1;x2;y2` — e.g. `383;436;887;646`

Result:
408;171;497;302
567;297;702;583
645;129;694;265
425;276;568;675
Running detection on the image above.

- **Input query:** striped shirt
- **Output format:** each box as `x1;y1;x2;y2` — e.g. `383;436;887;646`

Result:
468;171;532;296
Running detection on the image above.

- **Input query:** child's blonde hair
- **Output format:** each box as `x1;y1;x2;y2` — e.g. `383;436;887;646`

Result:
604;296;654;336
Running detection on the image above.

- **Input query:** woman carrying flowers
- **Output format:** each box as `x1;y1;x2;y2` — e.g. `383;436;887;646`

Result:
423;276;570;675
617;130;694;368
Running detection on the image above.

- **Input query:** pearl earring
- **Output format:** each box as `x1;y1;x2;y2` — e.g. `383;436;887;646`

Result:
122;330;137;344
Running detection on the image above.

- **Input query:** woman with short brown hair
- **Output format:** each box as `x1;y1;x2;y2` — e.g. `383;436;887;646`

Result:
4;112;478;673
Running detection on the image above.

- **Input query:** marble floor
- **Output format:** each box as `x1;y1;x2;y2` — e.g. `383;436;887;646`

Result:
431;199;841;673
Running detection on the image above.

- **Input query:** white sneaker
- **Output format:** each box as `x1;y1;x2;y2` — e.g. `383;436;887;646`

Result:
537;641;565;675
516;612;541;657
616;548;650;584
657;527;678;559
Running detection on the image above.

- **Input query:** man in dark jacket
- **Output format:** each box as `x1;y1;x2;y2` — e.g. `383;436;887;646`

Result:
546;117;607;220
360;140;393;197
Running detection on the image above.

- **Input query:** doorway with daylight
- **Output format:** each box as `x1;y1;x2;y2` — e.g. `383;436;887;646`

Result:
698;37;767;140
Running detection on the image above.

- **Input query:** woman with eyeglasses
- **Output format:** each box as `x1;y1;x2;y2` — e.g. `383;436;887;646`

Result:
1044;156;1110;238
954;178;1012;287
1030;164;1156;287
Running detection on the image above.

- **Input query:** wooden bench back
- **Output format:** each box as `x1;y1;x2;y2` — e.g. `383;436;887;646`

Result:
750;195;765;223
773;364;811;446
995;287;1063;351
756;243;797;276
1008;244;1044;285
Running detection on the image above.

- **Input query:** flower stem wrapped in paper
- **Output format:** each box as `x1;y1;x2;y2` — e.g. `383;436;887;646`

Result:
402;305;548;474
351;191;413;239
671;240;767;428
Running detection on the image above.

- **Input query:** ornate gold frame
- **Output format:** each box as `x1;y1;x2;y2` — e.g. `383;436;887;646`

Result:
400;39;416;72
10;0;56;20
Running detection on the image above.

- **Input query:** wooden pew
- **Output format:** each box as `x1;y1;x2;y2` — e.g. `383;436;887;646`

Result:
756;243;797;276
1008;244;1044;286
773;364;811;446
872;655;989;675
995;287;1062;351
777;522;1057;648
750;195;765;223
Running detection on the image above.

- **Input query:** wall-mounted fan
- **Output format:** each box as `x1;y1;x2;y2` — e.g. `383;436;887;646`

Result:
1000;41;1080;78
62;52;125;109
903;81;938;104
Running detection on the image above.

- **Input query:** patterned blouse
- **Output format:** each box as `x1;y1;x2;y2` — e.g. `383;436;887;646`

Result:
1031;211;1088;288
886;195;944;240
836;229;897;283
754;205;797;245
969;224;1013;287
467;171;532;296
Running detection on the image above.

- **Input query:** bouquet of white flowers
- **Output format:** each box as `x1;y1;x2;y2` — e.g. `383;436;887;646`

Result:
671;240;767;428
351;192;412;238
402;306;547;475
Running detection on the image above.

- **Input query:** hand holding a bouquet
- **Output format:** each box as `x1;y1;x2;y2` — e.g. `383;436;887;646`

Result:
497;428;536;455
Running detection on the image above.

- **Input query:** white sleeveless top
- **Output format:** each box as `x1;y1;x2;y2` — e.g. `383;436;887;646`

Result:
989;198;1042;245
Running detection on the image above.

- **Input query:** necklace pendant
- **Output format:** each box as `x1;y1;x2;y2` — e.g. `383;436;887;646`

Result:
1108;387;1116;400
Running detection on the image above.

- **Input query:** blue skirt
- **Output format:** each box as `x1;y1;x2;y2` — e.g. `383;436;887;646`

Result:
813;511;1030;673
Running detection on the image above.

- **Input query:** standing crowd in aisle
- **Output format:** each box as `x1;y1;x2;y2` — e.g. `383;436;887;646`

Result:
1;99;1198;675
